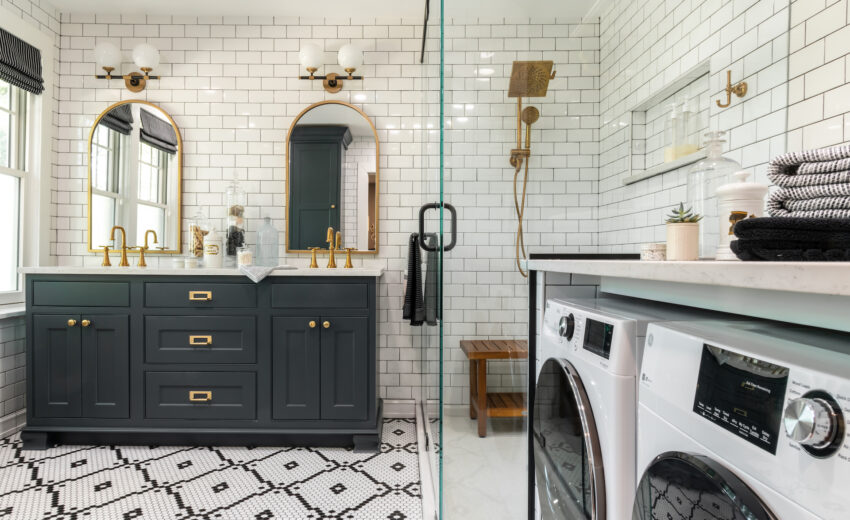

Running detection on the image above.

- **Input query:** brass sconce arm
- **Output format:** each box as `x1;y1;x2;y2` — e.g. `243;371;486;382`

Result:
299;71;363;94
716;70;748;108
96;67;161;93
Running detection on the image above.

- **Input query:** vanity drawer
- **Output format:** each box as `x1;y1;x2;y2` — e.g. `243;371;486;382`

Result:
271;282;368;309
145;371;256;420
32;281;130;307
145;316;257;364
145;282;257;308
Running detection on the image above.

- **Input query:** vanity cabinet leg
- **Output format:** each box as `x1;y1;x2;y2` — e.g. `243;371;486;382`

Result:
353;434;381;453
21;431;51;451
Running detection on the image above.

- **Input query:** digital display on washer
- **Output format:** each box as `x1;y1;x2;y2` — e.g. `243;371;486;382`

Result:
693;344;789;454
583;318;614;359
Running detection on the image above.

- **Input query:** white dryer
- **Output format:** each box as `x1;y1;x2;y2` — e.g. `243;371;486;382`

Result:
636;320;850;520
533;296;716;519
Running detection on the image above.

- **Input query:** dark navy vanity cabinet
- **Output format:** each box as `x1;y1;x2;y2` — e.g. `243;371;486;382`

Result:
22;274;382;451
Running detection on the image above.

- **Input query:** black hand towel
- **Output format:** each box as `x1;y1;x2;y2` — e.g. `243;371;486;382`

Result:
731;217;850;261
424;233;439;326
730;241;850;261
403;233;425;326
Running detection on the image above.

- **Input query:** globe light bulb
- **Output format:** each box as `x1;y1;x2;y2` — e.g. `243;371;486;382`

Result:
299;44;323;73
132;43;160;72
94;41;121;72
337;44;363;74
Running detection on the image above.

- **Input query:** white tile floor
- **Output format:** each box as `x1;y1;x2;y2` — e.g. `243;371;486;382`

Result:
441;415;527;520
0;420;422;520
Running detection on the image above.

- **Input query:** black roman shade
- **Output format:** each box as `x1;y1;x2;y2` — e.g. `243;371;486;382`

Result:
0;27;44;95
99;104;134;135
139;108;178;155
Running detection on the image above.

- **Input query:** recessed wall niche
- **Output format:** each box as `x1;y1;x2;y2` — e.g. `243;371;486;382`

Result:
623;62;711;185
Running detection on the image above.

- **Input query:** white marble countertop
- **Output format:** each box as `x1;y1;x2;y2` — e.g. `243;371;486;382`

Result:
526;259;850;297
20;266;384;278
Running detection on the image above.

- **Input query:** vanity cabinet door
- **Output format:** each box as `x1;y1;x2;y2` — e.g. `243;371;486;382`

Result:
320;316;369;421
81;315;130;418
32;315;83;418
272;317;321;420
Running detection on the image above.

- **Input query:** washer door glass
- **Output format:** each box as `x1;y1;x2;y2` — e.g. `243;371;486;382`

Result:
533;358;605;520
632;452;778;520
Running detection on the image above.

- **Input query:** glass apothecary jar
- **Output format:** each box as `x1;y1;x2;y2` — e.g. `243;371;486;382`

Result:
686;131;742;259
187;209;210;262
255;216;280;267
225;177;246;267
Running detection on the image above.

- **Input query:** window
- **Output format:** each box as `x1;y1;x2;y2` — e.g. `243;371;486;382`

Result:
90;124;126;247
0;79;28;295
136;142;168;245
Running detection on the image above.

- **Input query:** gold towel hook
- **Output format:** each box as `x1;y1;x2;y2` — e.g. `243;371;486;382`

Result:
716;70;748;108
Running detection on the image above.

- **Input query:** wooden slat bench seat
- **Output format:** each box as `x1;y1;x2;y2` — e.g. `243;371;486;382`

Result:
460;339;528;437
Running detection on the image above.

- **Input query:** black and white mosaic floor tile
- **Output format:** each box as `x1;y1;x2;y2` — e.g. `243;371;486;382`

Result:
0;419;421;520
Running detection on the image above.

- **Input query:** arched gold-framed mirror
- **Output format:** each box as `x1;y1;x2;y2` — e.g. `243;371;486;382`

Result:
87;99;183;254
285;100;380;254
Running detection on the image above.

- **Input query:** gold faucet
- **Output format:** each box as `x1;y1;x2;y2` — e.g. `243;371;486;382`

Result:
99;245;112;267
308;247;320;268
136;229;159;267
109;226;130;267
326;227;337;268
344;248;355;268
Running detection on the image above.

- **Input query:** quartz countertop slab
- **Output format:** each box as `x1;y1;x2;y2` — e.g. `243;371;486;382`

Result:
19;266;384;277
526;259;850;297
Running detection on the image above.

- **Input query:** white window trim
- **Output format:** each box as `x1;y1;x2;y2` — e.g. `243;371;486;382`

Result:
0;5;55;305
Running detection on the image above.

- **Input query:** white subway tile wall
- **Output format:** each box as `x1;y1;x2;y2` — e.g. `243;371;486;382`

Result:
597;0;793;251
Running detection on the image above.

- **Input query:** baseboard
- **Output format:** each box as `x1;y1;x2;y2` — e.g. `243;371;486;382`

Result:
0;409;26;440
382;399;416;418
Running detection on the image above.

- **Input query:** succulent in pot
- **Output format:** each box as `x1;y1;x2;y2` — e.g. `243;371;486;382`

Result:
665;203;702;261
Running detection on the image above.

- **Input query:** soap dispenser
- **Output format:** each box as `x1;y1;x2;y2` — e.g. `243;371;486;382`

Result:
714;170;768;261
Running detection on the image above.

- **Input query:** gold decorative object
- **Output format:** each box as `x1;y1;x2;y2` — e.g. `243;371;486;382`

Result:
189;391;212;402
308;247;320;268
81;320;91;328
326;227;338;268
99;245;112;267
188;291;212;301
286;101;380;255
189;335;212;346
67;319;77;327
109;226;130;267
716;70;748;108
344;248;355;268
309;320;317;329
507;61;555;278
323;321;331;329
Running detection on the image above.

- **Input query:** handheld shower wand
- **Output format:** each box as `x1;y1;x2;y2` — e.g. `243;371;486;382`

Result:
508;61;555;278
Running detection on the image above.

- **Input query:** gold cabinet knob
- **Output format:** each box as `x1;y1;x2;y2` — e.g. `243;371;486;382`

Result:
323;321;331;329
67;319;77;327
309;320;317;329
81;320;91;328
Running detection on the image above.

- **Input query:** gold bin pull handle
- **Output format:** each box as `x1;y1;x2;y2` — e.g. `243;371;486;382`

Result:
189;391;212;402
189;335;212;346
189;290;213;301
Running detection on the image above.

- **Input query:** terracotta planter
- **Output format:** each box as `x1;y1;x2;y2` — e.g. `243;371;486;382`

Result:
666;222;700;261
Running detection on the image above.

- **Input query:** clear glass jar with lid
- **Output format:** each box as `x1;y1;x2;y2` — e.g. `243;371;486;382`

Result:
255;216;280;267
187;209;210;261
225;176;247;267
686;131;742;259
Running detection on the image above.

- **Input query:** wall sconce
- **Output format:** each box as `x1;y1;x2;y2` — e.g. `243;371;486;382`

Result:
299;43;363;93
94;41;161;93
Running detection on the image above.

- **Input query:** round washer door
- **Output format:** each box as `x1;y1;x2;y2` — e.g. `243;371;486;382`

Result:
533;358;605;519
632;452;778;520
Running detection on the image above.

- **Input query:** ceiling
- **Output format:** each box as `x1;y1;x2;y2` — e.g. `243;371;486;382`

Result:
50;0;605;19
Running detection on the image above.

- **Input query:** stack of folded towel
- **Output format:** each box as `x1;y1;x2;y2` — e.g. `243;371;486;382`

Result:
731;217;850;261
766;143;850;218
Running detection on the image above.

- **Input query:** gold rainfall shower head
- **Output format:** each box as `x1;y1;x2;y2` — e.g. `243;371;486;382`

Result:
508;60;556;98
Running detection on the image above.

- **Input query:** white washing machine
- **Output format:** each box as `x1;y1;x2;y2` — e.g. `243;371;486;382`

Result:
532;296;718;519
636;320;850;519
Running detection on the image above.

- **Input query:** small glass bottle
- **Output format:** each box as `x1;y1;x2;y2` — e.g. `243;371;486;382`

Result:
686;131;742;259
224;177;246;267
256;216;280;267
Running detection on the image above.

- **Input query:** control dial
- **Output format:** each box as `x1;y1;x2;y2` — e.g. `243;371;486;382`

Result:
784;395;843;456
558;314;575;340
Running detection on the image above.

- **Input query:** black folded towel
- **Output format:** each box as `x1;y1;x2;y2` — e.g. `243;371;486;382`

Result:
731;217;850;261
403;233;425;326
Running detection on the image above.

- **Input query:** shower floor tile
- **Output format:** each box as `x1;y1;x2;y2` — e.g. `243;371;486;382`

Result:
0;419;421;520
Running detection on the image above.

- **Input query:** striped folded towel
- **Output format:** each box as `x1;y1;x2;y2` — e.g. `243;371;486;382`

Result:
767;143;850;218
